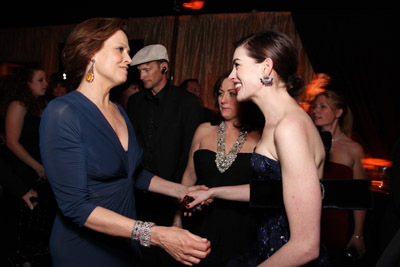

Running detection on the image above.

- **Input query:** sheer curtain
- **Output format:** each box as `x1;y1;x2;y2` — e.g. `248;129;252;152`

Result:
125;12;314;109
0;25;73;76
0;12;313;110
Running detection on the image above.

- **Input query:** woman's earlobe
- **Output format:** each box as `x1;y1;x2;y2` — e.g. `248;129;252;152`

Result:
335;108;344;118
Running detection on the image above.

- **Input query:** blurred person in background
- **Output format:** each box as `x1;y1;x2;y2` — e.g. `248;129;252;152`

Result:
1;64;56;266
310;89;366;266
180;78;214;122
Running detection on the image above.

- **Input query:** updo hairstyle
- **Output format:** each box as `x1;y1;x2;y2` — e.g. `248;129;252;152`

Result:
234;30;304;97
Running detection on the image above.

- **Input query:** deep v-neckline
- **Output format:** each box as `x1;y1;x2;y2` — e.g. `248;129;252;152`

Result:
100;103;129;152
75;91;129;152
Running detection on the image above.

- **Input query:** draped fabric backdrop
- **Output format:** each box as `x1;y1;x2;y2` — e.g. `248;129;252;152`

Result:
126;12;314;109
0;11;313;110
1;11;397;161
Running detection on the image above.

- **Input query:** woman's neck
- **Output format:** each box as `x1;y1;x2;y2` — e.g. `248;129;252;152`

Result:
321;119;341;137
77;82;111;108
224;118;240;130
253;86;297;124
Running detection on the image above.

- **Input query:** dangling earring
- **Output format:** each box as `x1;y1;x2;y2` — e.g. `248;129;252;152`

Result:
86;59;95;83
260;73;273;86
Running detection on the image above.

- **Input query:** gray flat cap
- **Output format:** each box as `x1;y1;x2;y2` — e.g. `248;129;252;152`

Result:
130;44;169;66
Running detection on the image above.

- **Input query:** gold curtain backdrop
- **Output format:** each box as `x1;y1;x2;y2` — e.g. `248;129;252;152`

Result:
0;12;314;109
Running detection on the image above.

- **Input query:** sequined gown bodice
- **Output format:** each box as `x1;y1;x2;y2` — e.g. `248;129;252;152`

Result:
248;152;330;266
251;152;289;263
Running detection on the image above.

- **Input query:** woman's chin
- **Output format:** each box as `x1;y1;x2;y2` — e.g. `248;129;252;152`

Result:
237;92;248;102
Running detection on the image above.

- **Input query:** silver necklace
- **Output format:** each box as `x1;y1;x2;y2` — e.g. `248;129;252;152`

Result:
332;132;344;142
215;121;248;173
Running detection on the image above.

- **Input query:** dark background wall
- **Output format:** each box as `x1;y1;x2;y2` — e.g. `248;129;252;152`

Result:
292;10;398;160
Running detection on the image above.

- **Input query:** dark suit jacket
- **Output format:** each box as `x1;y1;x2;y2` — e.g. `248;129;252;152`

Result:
126;84;203;226
127;84;203;182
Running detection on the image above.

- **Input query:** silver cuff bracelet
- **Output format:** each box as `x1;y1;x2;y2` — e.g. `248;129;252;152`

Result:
132;220;155;247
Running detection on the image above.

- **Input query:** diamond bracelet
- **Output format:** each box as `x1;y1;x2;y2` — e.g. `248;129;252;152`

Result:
131;220;155;247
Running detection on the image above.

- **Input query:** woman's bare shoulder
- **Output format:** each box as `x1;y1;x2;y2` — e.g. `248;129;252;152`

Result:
196;122;216;134
6;100;27;116
344;137;365;157
192;122;216;141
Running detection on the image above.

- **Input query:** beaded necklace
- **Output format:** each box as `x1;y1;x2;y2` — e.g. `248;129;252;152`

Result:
332;132;345;142
215;121;248;173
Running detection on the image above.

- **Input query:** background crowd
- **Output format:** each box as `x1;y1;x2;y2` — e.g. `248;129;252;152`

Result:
0;16;398;267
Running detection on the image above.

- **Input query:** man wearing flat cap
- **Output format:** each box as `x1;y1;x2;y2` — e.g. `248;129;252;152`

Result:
127;44;204;266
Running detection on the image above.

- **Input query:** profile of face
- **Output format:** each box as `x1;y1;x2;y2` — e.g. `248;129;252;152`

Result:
218;78;241;121
310;95;340;127
229;46;263;102
186;80;201;97
28;70;48;97
92;30;131;87
137;62;166;89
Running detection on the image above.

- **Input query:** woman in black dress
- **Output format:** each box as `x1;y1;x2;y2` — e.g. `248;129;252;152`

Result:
174;71;263;266
1;65;56;266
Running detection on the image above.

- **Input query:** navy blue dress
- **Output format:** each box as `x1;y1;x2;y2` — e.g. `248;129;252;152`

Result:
226;152;330;266
39;91;154;267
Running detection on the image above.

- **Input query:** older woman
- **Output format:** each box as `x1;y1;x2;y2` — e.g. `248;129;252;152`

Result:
39;18;209;267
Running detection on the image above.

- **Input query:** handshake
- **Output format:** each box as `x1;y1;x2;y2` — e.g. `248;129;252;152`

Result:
179;186;215;215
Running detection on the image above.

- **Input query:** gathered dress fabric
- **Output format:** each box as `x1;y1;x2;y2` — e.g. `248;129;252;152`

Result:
226;152;330;266
39;91;154;267
183;149;259;266
321;161;353;266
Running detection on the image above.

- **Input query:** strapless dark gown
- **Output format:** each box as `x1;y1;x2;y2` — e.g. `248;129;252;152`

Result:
183;149;259;266
321;161;353;266
226;152;330;266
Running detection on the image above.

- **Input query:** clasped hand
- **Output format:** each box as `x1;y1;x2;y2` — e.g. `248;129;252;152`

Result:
181;188;214;216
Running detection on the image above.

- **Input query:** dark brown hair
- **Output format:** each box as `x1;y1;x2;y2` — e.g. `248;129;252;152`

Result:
0;64;47;118
62;17;126;88
234;30;304;97
212;71;264;132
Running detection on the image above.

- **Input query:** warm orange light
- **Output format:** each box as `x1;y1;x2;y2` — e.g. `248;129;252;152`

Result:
183;0;205;10
364;157;393;194
300;73;330;112
299;102;311;112
371;180;384;187
362;157;392;170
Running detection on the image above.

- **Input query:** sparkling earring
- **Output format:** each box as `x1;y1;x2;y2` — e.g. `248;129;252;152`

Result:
260;73;273;86
86;59;95;83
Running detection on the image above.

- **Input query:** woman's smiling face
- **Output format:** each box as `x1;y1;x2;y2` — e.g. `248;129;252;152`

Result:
229;45;263;102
